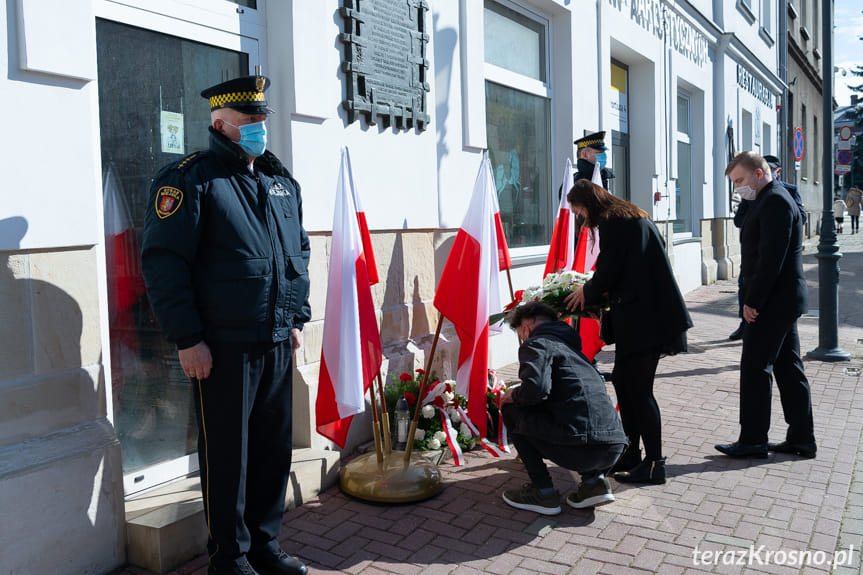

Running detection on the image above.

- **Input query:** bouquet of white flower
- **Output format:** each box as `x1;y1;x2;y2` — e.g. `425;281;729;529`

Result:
491;270;608;326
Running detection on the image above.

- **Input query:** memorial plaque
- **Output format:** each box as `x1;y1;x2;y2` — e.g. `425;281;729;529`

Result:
340;0;431;131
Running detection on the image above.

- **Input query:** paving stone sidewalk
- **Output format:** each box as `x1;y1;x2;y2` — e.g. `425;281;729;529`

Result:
117;231;863;575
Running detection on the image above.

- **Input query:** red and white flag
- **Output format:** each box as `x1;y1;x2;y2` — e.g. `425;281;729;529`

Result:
488;169;512;271
316;148;382;448
433;152;503;438
543;158;576;276
343;148;380;285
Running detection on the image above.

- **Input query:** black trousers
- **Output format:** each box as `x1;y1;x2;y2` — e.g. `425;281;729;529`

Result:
851;215;859;232
192;340;294;567
613;351;662;460
503;406;624;489
739;316;814;445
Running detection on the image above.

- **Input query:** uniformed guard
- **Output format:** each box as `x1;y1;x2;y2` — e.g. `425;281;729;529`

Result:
573;131;613;190
142;75;310;575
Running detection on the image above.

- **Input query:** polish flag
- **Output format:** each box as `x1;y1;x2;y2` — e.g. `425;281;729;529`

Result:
316;148;382;448
489;170;512;271
433;153;503;437
543;158;576;276
343;148;379;285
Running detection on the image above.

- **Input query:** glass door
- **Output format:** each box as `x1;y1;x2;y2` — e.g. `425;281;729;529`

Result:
96;16;253;495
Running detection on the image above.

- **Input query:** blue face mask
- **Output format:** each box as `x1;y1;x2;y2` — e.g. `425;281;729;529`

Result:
595;152;607;170
225;120;267;157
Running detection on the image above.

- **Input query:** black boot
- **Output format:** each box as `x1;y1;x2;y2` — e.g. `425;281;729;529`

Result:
610;446;642;473
614;457;666;484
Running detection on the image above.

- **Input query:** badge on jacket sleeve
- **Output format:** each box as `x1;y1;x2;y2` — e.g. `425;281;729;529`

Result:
155;186;183;219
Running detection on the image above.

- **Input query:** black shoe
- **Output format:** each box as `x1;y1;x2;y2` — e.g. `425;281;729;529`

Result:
610;446;642;473
728;323;745;341
248;549;308;575
209;556;259;575
614;458;666;484
714;441;768;458
767;441;817;459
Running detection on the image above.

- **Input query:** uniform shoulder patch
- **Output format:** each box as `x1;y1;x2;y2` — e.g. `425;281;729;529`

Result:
175;151;207;172
155;186;183;219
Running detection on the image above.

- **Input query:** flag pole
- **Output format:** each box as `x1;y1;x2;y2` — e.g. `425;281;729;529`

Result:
404;312;444;466
368;379;384;471
375;372;392;453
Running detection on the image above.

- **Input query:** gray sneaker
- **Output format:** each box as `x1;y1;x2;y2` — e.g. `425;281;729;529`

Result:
566;475;615;509
502;483;561;515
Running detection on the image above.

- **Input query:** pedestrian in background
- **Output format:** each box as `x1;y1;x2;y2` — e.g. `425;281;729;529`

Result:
834;195;847;234
564;180;693;485
846;187;862;234
716;151;815;460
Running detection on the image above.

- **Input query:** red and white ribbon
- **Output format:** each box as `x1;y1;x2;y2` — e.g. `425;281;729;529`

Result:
488;370;511;453
438;407;464;466
455;404;502;457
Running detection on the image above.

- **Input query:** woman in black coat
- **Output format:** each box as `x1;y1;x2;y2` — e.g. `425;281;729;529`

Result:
564;179;692;484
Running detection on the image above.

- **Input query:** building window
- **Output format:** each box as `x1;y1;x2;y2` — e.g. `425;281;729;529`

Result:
742;109;753;151
761;0;772;33
96;18;250;490
674;93;693;234
484;0;552;248
763;122;772;156
801;103;808;179
814;114;819;181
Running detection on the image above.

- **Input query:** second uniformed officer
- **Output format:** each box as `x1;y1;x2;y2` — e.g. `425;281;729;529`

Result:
142;75;310;575
573;131;613;190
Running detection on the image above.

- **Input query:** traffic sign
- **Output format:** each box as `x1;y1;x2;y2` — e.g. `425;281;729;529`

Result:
839;138;852;151
794;128;804;161
838;150;852;165
837;165;851;174
839;125;853;140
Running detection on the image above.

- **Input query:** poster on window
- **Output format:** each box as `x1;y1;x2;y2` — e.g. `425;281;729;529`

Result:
610;62;629;134
160;111;184;154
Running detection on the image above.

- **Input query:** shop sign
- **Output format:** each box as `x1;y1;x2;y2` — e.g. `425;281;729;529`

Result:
607;0;708;68
736;64;774;108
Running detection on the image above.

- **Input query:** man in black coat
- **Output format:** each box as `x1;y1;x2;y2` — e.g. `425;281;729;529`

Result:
499;303;627;515
573;131;613;190
728;154;806;340
716;152;816;459
142;76;310;575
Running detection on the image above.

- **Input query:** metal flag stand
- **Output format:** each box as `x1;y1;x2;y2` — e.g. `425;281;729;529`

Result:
339;321;444;503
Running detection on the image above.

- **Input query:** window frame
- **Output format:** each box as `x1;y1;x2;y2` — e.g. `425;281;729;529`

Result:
674;92;694;237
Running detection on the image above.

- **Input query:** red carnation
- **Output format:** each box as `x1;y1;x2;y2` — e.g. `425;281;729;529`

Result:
400;373;412;382
514;289;525;301
404;392;416;406
445;383;453;393
433;396;445;408
415;368;426;375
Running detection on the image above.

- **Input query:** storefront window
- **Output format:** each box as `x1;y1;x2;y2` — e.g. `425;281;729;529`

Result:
96;19;249;484
484;0;552;248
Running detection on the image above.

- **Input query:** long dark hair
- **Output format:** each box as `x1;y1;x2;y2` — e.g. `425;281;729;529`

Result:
566;179;648;228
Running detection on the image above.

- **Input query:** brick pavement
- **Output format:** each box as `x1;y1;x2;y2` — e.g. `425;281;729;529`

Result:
114;230;863;575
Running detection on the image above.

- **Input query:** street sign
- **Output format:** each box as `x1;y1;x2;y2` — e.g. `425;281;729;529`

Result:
794;128;804;161
839;125;853;140
837;165;851;174
839;138;852;151
838;149;852;165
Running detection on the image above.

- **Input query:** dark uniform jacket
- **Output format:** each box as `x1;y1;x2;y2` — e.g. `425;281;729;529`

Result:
508;321;626;446
582;216;692;358
141;128;311;348
573;158;613;190
739;179;807;319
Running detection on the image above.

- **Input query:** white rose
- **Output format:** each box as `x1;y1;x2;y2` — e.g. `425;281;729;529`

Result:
414;429;425;441
443;391;455;403
421;404;435;419
434;430;447;443
449;409;461;424
428;438;441;450
460;423;472;437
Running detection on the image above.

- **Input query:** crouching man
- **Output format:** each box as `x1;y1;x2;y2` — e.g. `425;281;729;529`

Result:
500;303;627;515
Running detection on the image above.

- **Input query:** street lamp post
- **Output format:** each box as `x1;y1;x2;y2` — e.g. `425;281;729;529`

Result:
807;0;850;361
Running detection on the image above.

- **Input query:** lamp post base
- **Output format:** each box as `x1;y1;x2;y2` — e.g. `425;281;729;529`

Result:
806;347;851;362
